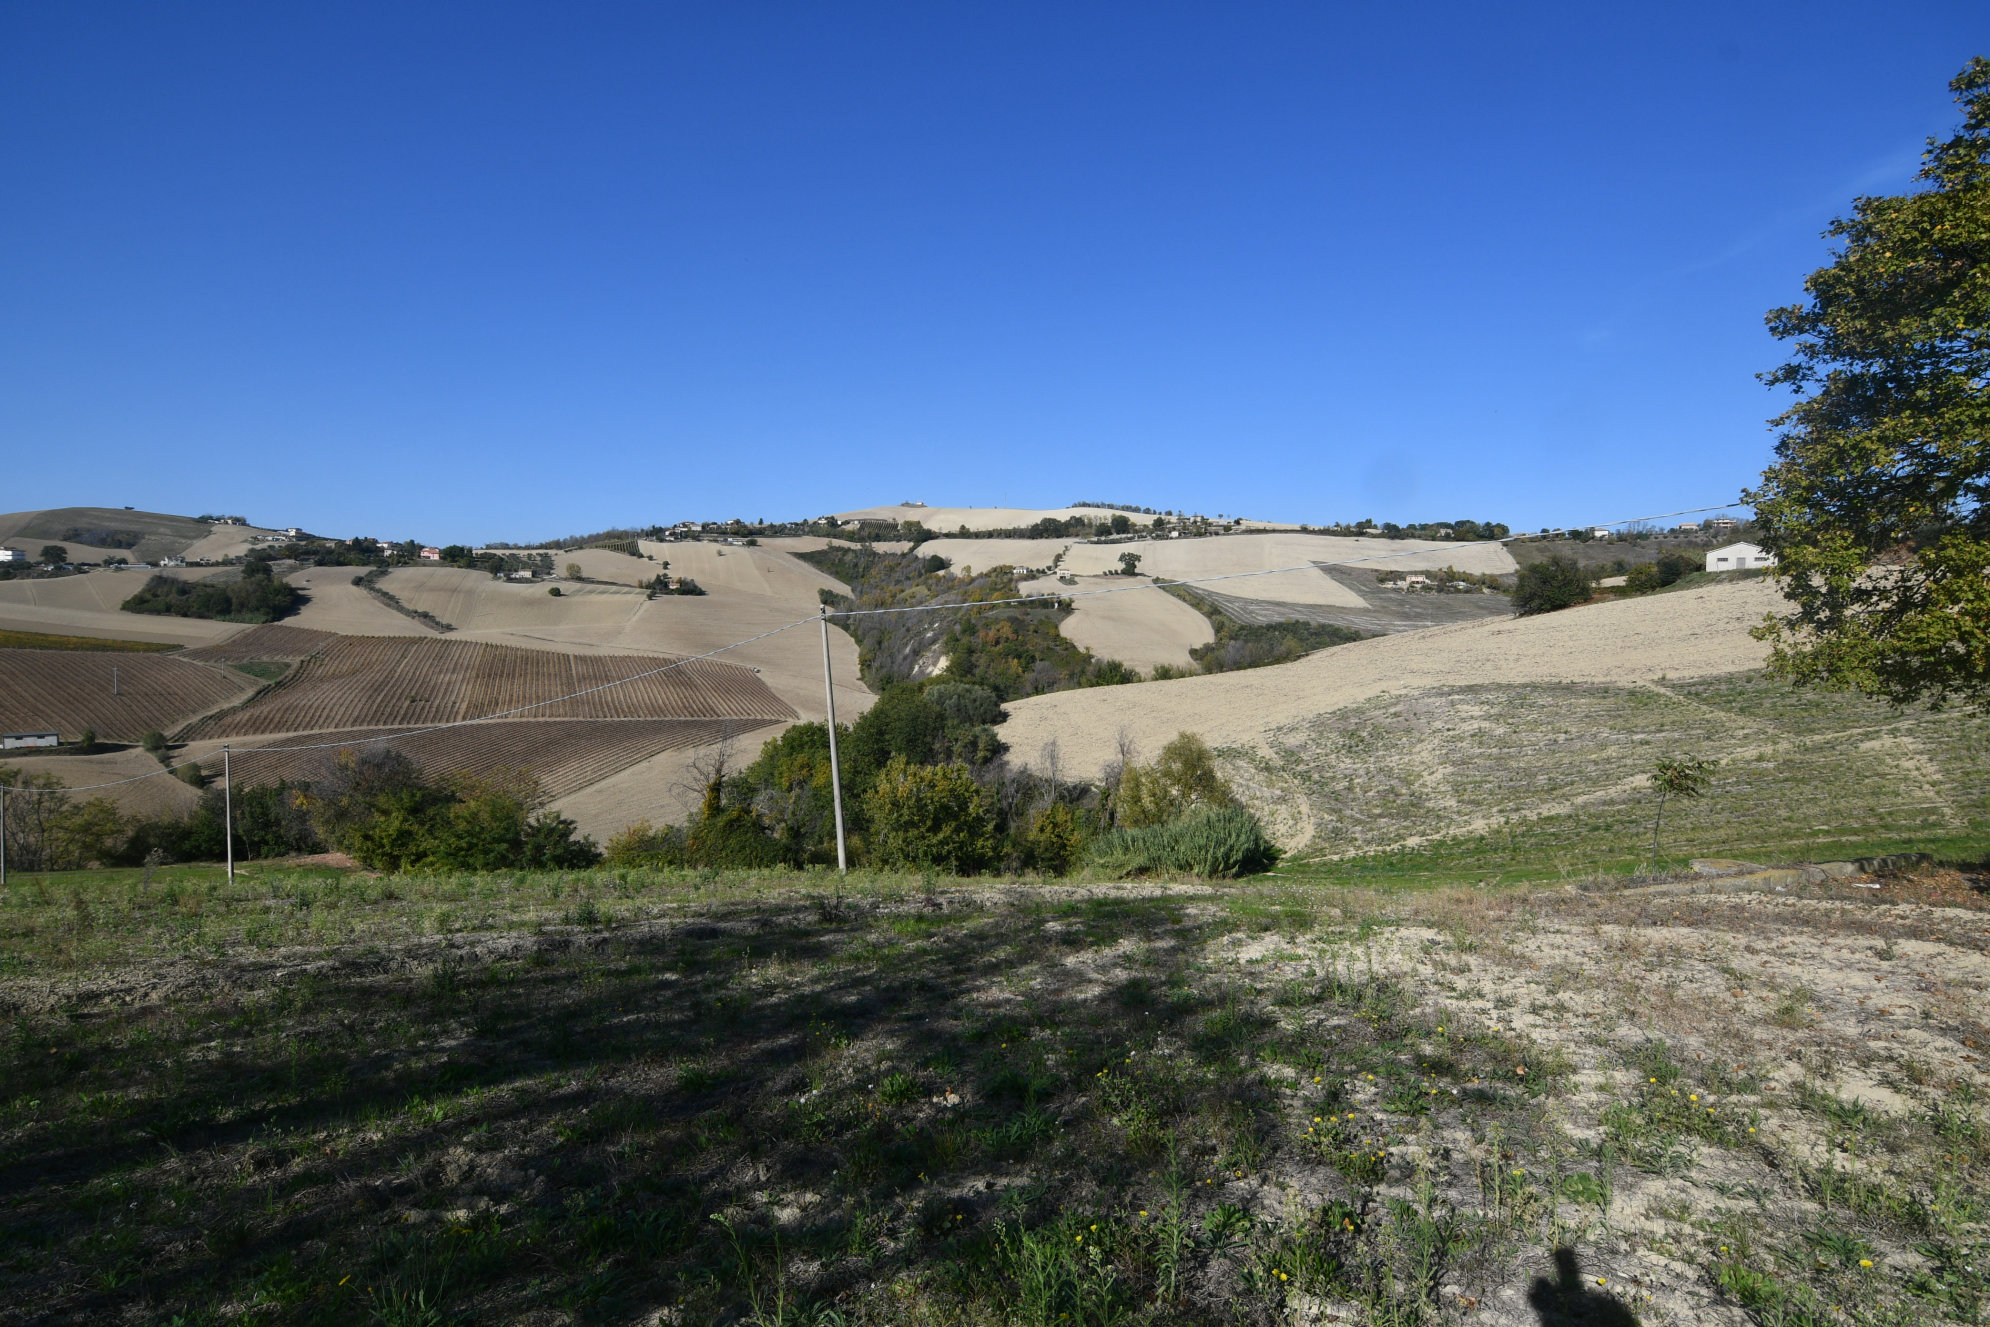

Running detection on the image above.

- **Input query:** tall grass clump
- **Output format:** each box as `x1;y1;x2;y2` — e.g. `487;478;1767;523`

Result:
1087;805;1281;879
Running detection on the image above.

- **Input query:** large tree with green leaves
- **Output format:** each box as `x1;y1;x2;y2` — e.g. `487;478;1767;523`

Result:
1747;59;1990;708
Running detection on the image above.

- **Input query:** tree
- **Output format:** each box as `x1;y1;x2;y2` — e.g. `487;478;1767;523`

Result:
862;756;995;873
39;545;66;565
1117;551;1142;576
1746;59;1990;709
1646;757;1714;870
1511;554;1590;616
1109;513;1132;534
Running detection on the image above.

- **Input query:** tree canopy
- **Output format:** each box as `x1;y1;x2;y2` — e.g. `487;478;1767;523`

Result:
1747;58;1990;708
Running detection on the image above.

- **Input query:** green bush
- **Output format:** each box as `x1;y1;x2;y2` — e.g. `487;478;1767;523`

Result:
1511;554;1590;616
1086;805;1281;879
864;756;996;873
1111;732;1234;828
1021;801;1089;875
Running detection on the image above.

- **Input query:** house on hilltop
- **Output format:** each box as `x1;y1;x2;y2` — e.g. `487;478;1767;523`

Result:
1706;542;1775;572
419;547;443;562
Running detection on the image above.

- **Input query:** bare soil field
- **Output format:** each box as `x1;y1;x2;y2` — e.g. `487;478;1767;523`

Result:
0;647;257;742
281;568;438;636
175;524;290;564
379;567;647;632
914;537;1077;574
637;539;852;599
1189;567;1513;636
1059;533;1518;604
1;865;1981;1324
1001;577;1788;781
183;636;796;740
0;573;245;647
205;716;781;802
454;582;873;726
0;746;201;818
1020;573;1215;672
550;721;790;838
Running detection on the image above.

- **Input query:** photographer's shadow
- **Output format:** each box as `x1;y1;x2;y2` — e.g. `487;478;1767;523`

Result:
1528;1248;1638;1326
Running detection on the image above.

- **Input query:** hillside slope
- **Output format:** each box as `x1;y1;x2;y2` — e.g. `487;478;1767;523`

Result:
999;576;1787;778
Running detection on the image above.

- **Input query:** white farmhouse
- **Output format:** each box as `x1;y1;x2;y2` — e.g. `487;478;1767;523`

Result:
1706;542;1775;572
0;549;23;564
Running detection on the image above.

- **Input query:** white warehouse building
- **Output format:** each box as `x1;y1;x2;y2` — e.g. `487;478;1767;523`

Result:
1706;542;1775;572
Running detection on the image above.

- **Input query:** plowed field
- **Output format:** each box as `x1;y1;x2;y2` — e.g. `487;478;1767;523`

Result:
0;648;256;742
208;718;779;801
183;636;795;739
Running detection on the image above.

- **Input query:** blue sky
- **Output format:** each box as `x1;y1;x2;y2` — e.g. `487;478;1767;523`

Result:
2;3;1982;543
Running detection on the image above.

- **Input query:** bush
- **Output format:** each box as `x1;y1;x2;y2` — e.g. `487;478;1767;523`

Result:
1021;801;1088;875
864;756;996;873
1511;554;1590;616
1112;732;1234;828
1086;805;1281;879
1624;551;1701;593
605;819;688;868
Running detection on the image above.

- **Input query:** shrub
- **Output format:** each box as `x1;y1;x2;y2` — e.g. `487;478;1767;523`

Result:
605;818;688;868
1511;554;1590;616
1112;732;1234;828
1086;805;1281;879
864;756;996;873
1022;801;1088;875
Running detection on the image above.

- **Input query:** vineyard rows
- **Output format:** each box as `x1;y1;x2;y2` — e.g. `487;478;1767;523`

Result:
0;648;256;743
180;624;340;664
183;636;795;739
210;718;777;801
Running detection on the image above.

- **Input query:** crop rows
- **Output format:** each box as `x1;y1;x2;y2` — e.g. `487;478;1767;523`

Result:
179;623;341;664
184;636;795;738
0;648;256;743
212;717;778;801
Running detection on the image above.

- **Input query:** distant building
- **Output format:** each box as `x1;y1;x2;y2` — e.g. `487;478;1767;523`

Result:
1706;542;1775;572
283;527;302;538
158;556;186;567
419;547;443;561
0;549;23;563
2;732;60;749
1588;527;1612;539
1675;522;1702;532
1706;517;1739;531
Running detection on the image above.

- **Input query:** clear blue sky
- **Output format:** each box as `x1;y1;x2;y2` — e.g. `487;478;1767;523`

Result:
2;4;1982;544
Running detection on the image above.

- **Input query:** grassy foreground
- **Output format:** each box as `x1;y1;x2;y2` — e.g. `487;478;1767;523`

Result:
1;861;1987;1325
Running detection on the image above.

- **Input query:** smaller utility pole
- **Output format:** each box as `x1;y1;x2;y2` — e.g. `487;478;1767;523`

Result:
223;745;234;883
818;606;848;874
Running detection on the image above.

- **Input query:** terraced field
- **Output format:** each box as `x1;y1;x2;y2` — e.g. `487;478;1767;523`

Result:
183;635;795;739
0;648;256;742
209;717;778;801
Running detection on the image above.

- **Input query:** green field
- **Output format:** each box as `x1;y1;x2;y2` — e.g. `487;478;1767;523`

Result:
1;856;1984;1324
